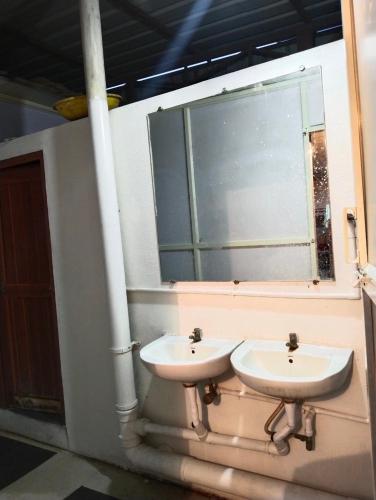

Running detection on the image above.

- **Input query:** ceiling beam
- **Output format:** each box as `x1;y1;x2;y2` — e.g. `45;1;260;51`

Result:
29;7;340;86
130;45;285;97
64;27;294;90
20;7;340;93
289;0;311;24
107;0;199;56
296;26;314;50
0;26;81;73
289;1;314;50
108;0;173;40
181;46;287;84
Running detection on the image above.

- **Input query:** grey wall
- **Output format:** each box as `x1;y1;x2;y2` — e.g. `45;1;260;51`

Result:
0;99;65;143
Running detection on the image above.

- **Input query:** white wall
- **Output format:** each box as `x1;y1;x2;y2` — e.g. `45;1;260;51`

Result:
111;40;372;499
0;120;123;465
0;40;372;499
111;41;359;300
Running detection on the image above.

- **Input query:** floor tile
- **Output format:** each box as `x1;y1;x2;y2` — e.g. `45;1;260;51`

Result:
0;435;55;489
65;486;118;500
0;432;210;500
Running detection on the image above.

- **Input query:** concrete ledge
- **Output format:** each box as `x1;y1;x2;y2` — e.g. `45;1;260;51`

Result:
0;409;68;449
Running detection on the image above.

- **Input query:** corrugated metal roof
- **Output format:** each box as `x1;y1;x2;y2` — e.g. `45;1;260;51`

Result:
0;0;342;103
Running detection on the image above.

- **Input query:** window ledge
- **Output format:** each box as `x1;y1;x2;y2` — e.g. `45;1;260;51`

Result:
126;283;360;300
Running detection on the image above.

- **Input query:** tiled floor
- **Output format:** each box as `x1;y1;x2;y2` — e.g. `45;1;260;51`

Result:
0;431;210;500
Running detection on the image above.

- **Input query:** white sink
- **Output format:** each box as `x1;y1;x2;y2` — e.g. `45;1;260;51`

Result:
231;340;353;400
140;335;242;383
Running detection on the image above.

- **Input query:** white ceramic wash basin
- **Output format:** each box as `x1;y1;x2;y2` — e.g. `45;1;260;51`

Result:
140;335;242;383
230;340;353;400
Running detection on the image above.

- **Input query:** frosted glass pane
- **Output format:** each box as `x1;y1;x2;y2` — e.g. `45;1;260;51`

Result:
200;246;312;281
190;85;309;243
149;110;192;245
160;251;195;281
306;77;325;127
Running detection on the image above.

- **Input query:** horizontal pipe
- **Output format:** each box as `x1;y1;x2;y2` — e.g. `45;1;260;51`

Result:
135;420;279;455
125;444;346;500
219;386;369;424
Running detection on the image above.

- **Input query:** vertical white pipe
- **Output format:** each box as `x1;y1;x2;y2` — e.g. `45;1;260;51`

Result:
304;407;315;437
184;385;208;440
185;385;200;427
273;402;298;455
79;0;137;414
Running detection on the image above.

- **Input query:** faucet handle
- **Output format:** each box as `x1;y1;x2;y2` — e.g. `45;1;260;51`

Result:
189;327;202;342
286;332;299;350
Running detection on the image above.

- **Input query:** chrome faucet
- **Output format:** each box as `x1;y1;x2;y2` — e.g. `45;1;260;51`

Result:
286;333;299;352
189;328;202;343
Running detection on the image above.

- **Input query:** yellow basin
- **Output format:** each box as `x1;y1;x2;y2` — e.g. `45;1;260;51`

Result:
53;94;122;121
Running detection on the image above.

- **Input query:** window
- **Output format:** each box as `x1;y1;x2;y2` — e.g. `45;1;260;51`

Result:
148;67;334;282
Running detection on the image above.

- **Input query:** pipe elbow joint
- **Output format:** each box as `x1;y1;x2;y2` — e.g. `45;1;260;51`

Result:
117;407;142;449
133;418;150;437
193;421;209;441
274;439;290;456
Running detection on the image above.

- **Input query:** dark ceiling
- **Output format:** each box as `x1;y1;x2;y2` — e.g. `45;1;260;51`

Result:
0;0;342;104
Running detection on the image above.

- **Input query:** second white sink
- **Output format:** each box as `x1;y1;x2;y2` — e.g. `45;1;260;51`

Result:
140;335;242;383
231;340;353;400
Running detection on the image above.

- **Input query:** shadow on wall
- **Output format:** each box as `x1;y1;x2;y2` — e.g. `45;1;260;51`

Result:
127;290;195;459
290;452;373;500
0;99;65;142
128;291;183;425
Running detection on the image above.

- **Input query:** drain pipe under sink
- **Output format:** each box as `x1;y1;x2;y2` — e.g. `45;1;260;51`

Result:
183;384;208;440
272;401;299;456
80;2;349;498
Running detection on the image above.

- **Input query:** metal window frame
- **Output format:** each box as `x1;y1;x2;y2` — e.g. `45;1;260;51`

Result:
183;107;203;280
167;70;321;111
155;72;327;281
300;81;319;280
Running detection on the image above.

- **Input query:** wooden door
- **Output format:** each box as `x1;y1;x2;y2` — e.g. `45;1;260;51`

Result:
0;151;63;415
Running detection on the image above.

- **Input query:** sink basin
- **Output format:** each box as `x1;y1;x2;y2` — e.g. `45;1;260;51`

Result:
231;340;353;400
140;335;242;383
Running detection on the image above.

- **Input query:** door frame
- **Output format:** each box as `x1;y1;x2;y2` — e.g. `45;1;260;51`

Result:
0;150;64;415
342;1;376;496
